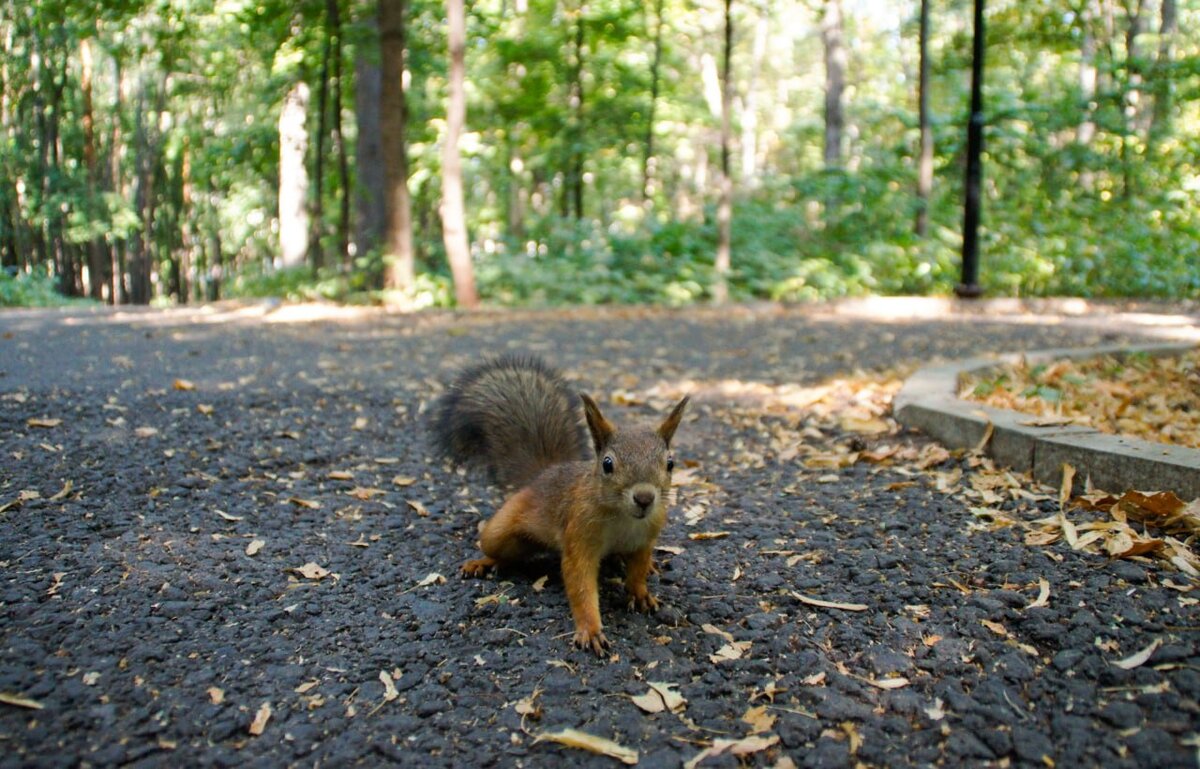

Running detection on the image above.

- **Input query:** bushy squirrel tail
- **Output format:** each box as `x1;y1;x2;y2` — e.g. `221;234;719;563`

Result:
431;355;589;489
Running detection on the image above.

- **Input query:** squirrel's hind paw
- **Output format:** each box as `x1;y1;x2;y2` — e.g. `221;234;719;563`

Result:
460;557;498;578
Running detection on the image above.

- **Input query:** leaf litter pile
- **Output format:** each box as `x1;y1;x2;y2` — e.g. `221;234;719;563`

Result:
3;305;1200;768
961;346;1200;449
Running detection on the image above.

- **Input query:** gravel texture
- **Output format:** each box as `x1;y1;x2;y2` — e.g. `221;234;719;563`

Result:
0;301;1198;768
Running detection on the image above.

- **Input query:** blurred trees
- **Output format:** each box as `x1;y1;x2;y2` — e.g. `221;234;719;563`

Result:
0;0;1197;307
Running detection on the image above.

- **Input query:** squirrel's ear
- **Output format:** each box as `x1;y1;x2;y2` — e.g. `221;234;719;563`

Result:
580;393;615;454
657;395;690;447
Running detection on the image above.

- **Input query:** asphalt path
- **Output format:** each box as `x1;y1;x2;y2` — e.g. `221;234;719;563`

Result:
1;300;1197;768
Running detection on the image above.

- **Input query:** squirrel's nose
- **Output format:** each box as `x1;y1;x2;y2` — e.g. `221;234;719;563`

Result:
633;490;656;510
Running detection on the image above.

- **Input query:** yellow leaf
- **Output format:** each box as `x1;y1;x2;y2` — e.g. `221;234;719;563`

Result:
287;497;321;510
406;499;430;517
392;475;417;487
1058;463;1075;511
741;704;776;733
292;562;330;580
0;693;44;710
684;735;780;769
533;729;638;765
328;470;354;481
245;539;265;556
197;404;214;416
207;687;225;704
688;531;729;541
26;417;62;429
248;702;272;736
348;487;386;500
173;379;196;391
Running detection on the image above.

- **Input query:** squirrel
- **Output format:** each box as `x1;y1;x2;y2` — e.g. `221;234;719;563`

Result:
431;355;690;656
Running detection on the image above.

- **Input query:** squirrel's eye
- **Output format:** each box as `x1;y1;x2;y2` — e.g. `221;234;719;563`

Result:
602;456;615;474
667;458;675;472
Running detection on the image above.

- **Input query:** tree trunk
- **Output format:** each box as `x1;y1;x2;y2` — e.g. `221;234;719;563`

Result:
1148;0;1176;142
278;81;311;270
80;36;111;299
958;0;985;299
354;17;386;269
441;0;478;308
310;16;332;272
379;0;416;290
914;0;933;237
641;0;664;203
821;0;846;170
564;3;585;220
712;0;733;304
740;10;767;187
330;0;351;268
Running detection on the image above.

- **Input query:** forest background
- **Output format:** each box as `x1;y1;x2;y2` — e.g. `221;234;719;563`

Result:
1;0;1197;309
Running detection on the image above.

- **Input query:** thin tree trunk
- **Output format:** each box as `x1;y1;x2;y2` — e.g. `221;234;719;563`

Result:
81;36;110;299
740;10;766;187
821;0;846;170
1077;0;1098;190
564;3;585;220
310;15;332;271
712;0;733;304
641;0;664;203
1121;0;1145;199
1148;0;1176;142
441;0;478;308
278;81;311;269
353;17;386;268
914;0;933;236
379;0;416;290
330;0;351;267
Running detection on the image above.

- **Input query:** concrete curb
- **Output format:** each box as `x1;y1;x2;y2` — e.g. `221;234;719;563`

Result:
894;342;1200;500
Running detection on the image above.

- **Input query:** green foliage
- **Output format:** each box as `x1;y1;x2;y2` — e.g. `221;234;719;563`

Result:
0;270;94;307
2;0;1198;308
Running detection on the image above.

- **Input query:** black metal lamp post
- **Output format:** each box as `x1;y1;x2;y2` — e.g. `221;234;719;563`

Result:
957;0;985;299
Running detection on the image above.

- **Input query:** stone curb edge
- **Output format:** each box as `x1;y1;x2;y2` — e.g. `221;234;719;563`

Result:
894;342;1200;501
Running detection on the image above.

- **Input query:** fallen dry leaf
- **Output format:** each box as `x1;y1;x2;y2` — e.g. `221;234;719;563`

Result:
392;475;417;487
792;592;868;612
841;721;862;756
741;705;776;734
631;682;687;715
1027;578;1051;609
248;702;272;736
1111;638;1161;670
406;499;430;517
684;734;780;769
328;470;354;481
533;728;638;765
207;687;225;705
26;418;62;429
292;562;330;580
415;573;445;587
688;531;729;541
173;379;196;391
514;688;543;720
0;693;44;710
348;487;386;501
709;641;752;663
246;539;265;556
286;497;321;510
532;575;549;592
380;671;399;703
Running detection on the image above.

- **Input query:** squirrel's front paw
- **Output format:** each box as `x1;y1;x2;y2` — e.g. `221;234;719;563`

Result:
627;591;660;614
460;557;497;578
572;627;611;657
